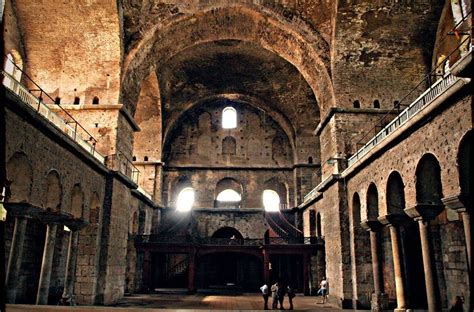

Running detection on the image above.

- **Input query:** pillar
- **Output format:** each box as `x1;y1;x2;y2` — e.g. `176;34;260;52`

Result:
417;217;441;312
60;230;79;305
263;249;270;284
5;216;27;303
36;223;58;305
389;225;407;311
369;230;382;295
460;210;472;312
303;253;310;295
142;251;152;292
188;250;196;294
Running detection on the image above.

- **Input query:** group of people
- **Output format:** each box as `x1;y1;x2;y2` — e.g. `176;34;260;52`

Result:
260;282;295;310
259;277;329;310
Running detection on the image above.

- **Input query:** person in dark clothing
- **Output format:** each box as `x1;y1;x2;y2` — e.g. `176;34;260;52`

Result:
277;282;286;310
287;285;295;310
450;296;464;312
260;284;270;310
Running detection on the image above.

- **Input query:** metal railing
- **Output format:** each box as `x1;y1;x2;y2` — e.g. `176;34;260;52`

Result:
135;235;320;246
1;65;105;164
107;151;140;184
347;12;471;167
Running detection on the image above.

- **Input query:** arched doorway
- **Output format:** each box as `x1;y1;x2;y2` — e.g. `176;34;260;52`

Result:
212;227;243;239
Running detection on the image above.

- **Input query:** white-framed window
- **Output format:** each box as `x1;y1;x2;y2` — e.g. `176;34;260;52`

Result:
263;190;280;211
222;107;237;129
176;187;195;211
216;189;241;202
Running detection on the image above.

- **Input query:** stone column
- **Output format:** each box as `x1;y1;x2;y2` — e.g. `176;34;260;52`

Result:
389;225;407;311
36;223;58;305
303;252;310;295
142;251;152;292
263;249;270;284
188;250;196;294
460;210;471;274
60;230;79;305
5;216;27;303
361;220;386;312
416;217;441;312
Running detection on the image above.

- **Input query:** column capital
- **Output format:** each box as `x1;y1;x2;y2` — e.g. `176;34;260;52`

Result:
361;219;383;231
442;193;470;212
404;203;444;221
378;213;411;227
3;202;42;219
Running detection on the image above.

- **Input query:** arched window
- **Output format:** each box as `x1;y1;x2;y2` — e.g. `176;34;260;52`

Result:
222;136;236;155
176;187;195;211
353;100;361;108
263;190;280;211
54;97;61;104
373;100;380;108
92;96;99;105
222;107;237;129
74;97;80;105
216;189;241;202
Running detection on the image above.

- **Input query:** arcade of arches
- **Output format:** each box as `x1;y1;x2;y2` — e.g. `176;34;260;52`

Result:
1;1;472;311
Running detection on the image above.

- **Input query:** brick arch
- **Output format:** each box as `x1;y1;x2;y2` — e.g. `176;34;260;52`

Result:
169;175;193;207
43;169;62;212
415;153;443;205
457;130;472;197
6;152;33;203
386;171;406;215
121;5;333;116
215;178;244;208
263;177;288;208
366;183;379;220
70;183;84;219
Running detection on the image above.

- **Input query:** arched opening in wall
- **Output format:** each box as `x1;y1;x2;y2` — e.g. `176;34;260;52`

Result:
263;178;288;210
92;96;99;105
131;211;139;235
222;136;237;156
415;154;443;205
353;100;361;108
197;252;262;291
54;97;61;104
386;172;406;215
138;209;146;235
366;183;379;220
3;51;23;89
222;107;237;129
373;100;380;108
6;152;33;203
73;97;80;105
458;130;472;197
262;190;280;211
212;227;243;239
176;187;195;212
215;178;242;208
70;184;84;219
350;192;372;308
309;210;316;237
308;156;313;164
44;170;62;212
76;192;102;304
316;212;322;237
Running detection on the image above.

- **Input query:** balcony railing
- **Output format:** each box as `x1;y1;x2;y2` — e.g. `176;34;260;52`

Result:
107;151;140;184
346;12;471;167
135;235;321;246
1;67;105;164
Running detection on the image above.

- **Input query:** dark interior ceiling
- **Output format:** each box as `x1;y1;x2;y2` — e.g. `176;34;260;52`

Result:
157;40;320;134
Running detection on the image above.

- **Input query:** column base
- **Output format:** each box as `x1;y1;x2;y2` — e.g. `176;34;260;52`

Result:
371;293;389;312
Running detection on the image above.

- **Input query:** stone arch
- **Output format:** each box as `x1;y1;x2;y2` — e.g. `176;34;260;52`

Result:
89;192;101;225
457;130;472;197
386;171;406;215
171;175;193;206
122;5;333;116
70;184;84;218
222;136;237;156
5;152;33;203
415;154;443;205
263;177;288;209
43;170;62;212
212;226;243;239
366;183;379;220
215;178;243;208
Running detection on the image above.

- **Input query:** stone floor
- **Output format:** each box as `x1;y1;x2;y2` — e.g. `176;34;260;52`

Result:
7;291;341;311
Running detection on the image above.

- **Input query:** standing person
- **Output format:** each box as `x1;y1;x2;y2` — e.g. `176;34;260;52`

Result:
271;282;279;309
277;282;286;310
287;285;295;310
260;284;270;310
317;277;328;304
